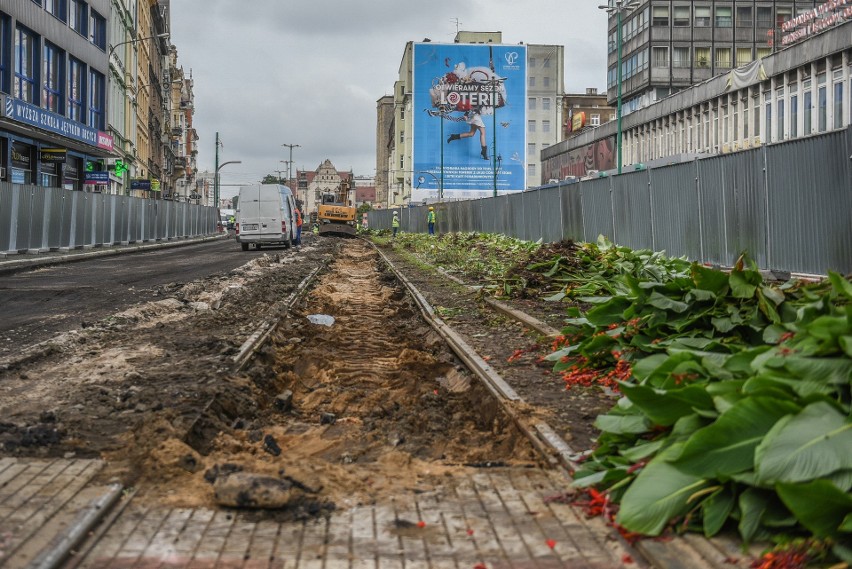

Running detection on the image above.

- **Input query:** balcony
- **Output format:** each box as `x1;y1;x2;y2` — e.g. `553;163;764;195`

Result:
171;127;183;137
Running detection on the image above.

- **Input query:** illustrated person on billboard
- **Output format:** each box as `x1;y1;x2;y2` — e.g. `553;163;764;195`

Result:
430;61;506;162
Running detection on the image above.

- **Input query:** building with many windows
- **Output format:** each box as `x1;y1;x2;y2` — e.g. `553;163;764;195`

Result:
603;0;829;116
379;31;565;206
0;0;115;190
542;18;851;180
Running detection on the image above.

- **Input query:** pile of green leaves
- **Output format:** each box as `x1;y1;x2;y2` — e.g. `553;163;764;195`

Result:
387;232;539;281
532;236;693;302
553;258;852;561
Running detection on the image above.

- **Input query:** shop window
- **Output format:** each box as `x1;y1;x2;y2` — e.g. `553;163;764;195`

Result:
14;26;38;103
43;42;63;113
11;142;34;184
68;57;84;122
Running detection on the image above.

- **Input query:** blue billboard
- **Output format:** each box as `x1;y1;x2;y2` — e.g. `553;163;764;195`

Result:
413;43;526;199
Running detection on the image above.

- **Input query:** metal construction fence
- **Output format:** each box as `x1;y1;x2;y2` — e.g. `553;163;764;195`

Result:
369;126;852;276
0;182;219;254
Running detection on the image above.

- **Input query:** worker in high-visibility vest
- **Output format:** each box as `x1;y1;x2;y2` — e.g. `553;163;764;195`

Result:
427;206;436;235
392;211;400;238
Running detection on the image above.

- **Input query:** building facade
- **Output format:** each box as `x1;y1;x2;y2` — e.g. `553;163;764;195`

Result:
0;0;115;190
379;31;565;207
543;18;852;179
604;0;828;117
562;88;615;141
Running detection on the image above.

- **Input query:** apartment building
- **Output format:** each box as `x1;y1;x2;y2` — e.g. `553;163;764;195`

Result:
0;0;114;190
604;0;827;116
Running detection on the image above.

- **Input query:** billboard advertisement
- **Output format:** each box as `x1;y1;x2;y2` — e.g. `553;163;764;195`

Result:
413;42;526;200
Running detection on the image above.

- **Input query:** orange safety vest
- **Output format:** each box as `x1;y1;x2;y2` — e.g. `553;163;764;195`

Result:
296;210;303;227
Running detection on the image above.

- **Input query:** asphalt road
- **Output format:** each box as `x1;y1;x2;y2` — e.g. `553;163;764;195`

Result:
0;237;288;358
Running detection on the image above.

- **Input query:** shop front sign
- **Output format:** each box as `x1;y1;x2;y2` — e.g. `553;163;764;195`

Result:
3;96;114;152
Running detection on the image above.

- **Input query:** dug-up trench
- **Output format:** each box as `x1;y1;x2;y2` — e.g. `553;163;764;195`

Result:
139;240;540;518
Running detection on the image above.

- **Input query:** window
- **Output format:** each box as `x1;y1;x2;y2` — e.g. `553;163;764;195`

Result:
89;9;105;50
790;90;798;138
528;143;536;156
776;7;792;28
88;69;105;129
695;47;710;68
399;130;404;143
541;98;551;111
528;120;536;133
834;81;844;130
543;76;550;88
744;98;749;138
764;91;772;141
818;73;827;132
399;107;404;120
777;90;785;140
673;5;690;26
14;26;38;103
652;6;669;26
528;76;535;88
695;6;711;27
529;57;536;68
43;43;62;113
653;46;668;68
543;58;551;68
672;47;689;68
803;80;813;134
542;120;551;133
528;164;536;177
590;113;601;126
68;57;84;121
756;47;771;60
715;48;732;69
715;7;732;27
736;48;752;67
0;15;8;94
528;98;536;110
736;6;753;27
70;0;87;35
757;7;772;29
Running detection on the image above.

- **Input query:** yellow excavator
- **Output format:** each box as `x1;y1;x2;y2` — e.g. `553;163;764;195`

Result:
317;179;357;236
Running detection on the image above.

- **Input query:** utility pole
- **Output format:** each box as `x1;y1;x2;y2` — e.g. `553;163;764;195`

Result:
214;131;220;207
281;143;301;185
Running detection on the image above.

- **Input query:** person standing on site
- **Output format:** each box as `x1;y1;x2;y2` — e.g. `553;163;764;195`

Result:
427;206;436;235
392;211;400;238
294;208;303;247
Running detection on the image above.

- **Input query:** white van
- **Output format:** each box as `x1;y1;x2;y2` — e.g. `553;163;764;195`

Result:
235;184;298;251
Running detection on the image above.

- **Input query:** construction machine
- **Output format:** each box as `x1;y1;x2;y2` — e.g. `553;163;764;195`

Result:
317;179;357;236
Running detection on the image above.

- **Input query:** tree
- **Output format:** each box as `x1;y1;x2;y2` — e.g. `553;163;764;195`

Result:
261;174;282;184
357;203;373;215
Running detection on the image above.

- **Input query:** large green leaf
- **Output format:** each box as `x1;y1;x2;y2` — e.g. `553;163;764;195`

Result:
738;488;769;543
620;383;714;426
702;487;735;537
692;264;729;294
755;401;852;484
829;271;852;300
616;458;708;536
777;480;852;539
594;413;650;435
647;290;689;313
672;397;800;478
730;269;761;299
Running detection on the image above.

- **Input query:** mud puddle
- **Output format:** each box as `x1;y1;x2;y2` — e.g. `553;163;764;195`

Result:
141;240;538;516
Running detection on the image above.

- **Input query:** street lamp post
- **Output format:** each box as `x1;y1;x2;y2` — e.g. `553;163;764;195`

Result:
599;0;638;175
109;32;169;59
215;160;242;208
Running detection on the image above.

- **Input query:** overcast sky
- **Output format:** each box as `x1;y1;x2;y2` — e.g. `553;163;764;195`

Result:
169;0;609;197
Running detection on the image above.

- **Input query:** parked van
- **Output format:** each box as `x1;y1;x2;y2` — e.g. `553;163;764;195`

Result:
235;184;297;251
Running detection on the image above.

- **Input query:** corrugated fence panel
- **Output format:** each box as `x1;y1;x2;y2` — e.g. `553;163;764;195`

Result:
93;194;108;246
506;193;524;240
725;147;769;268
538;187;563;243
15;185;35;251
765;128;852;274
561;184;584;243
442;202;458;234
694;155;729;266
481;197;498;235
521;191;540;242
581;178;614;243
28;186;48;251
0;185;14;252
612;169;653;251
46;188;65;250
649;162;702;260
